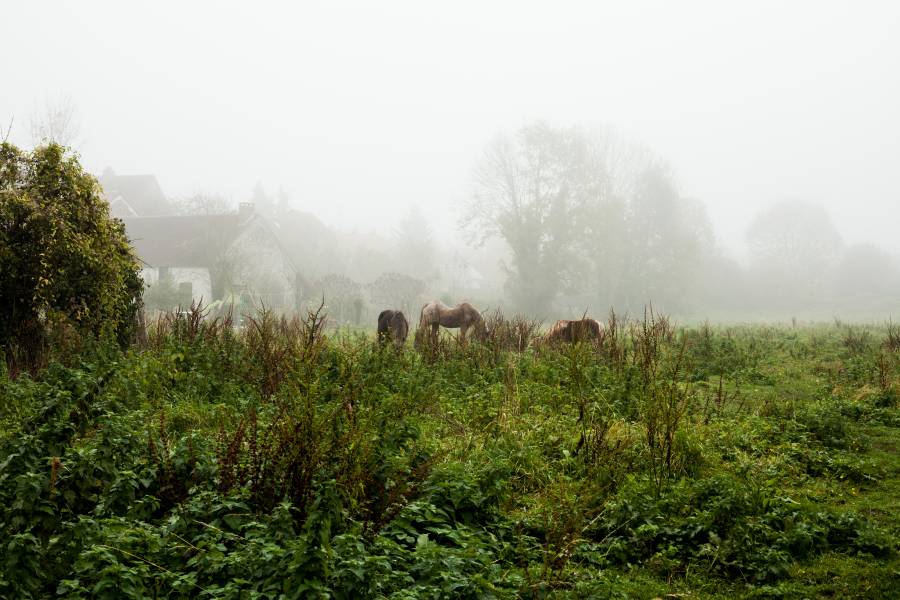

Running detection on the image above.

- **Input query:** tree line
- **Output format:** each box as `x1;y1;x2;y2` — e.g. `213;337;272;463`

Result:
462;122;900;318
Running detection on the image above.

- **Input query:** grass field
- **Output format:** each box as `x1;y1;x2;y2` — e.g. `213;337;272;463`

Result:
1;308;898;598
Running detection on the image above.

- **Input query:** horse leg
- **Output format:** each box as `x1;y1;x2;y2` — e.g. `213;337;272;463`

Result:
460;324;468;345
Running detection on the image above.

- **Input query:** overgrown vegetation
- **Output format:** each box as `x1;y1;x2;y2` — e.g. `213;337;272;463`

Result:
0;142;143;375
1;306;899;598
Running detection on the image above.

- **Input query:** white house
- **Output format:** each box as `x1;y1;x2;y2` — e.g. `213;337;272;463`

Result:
123;203;304;310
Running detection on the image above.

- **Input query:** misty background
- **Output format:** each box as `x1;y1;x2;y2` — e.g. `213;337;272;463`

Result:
3;1;900;321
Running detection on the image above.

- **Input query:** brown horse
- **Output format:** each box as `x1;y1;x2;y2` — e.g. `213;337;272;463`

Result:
543;318;604;344
417;301;487;346
377;309;409;347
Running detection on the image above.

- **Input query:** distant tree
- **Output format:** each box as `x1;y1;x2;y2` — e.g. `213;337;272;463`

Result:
0;117;12;143
393;205;437;280
560;160;716;314
568;193;629;311
276;209;344;278
833;243;900;299
693;252;751;314
746;200;843;305
623;167;715;311
462;122;607;314
172;192;234;216
367;272;426;317
747;201;842;270
314;273;364;324
0;142;142;370
348;241;394;283
464;122;724;316
29;95;80;147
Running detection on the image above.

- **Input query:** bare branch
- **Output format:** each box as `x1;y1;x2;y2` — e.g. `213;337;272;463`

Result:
0;116;12;143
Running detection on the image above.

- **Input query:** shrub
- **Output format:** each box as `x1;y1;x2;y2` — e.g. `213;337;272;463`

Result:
592;475;895;583
842;327;872;355
483;309;542;353
884;321;900;352
0;142;142;374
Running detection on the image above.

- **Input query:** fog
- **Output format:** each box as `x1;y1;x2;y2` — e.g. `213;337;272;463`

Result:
4;1;900;321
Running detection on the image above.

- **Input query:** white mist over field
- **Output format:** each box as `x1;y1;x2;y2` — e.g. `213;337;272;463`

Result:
3;1;900;318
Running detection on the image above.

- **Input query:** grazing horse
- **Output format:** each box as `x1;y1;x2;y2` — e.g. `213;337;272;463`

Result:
544;318;604;344
377;309;409;347
417;301;487;346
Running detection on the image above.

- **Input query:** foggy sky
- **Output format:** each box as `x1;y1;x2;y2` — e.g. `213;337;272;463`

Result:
4;1;900;257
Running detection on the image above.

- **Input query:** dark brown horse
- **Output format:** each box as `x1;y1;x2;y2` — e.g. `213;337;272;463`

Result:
417;301;487;346
543;318;604;344
377;309;409;347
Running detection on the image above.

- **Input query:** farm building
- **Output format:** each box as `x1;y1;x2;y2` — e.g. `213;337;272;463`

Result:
100;168;304;310
123;203;304;310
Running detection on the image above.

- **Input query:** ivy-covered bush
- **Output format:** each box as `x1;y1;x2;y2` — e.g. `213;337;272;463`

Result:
0;142;142;372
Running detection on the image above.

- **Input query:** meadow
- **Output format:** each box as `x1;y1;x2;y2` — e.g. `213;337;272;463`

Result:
1;306;898;599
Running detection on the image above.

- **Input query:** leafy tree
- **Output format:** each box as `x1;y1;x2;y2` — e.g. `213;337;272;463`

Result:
276;209;345;279
622;166;715;312
746;200;843;307
465;122;716;316
833;243;900;300
0;142;142;369
462;122;607;314
747;200;842;271
347;240;394;283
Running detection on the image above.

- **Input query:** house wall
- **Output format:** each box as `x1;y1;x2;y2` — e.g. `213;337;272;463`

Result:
229;223;297;309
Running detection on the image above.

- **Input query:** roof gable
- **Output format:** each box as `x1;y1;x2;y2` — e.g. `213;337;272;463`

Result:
101;170;171;216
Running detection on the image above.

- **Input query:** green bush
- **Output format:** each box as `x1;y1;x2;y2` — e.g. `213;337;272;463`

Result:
592;475;894;583
0;142;142;373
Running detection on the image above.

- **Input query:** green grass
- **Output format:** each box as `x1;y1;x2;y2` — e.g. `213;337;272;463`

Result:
1;314;898;598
